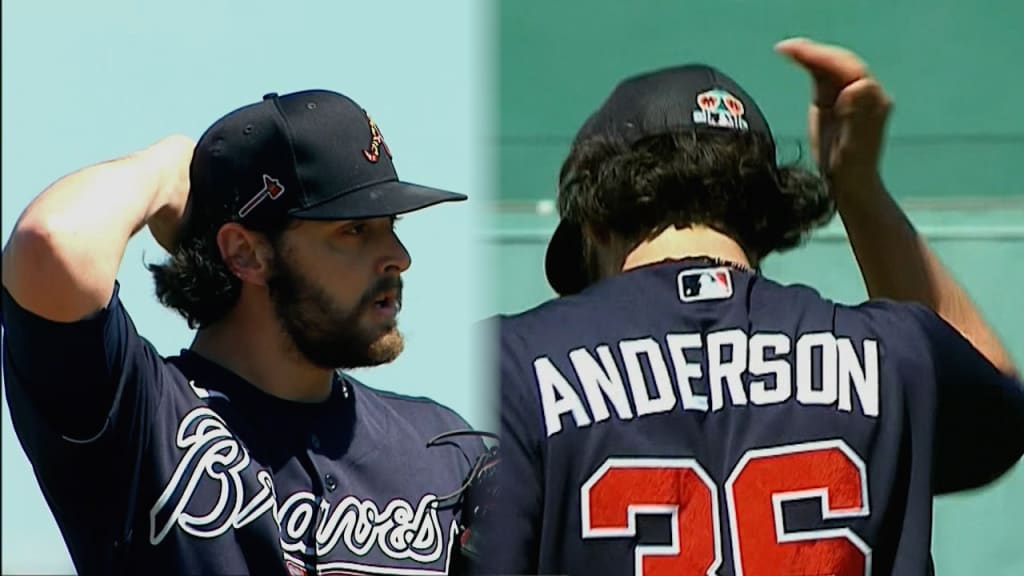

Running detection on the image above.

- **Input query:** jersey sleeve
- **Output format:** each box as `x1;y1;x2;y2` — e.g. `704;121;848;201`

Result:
2;280;166;464
476;316;546;574
2;281;169;571
903;303;1024;494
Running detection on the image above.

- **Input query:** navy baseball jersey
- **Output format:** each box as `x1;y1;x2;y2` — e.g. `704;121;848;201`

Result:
481;257;1024;576
2;283;484;576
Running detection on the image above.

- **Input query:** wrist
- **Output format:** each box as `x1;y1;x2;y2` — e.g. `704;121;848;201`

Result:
830;170;887;213
138;135;194;220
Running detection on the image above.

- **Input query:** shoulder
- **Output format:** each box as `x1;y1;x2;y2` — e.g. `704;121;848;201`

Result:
750;274;840;311
345;374;476;433
345;375;488;464
837;298;940;338
754;274;937;337
495;292;597;344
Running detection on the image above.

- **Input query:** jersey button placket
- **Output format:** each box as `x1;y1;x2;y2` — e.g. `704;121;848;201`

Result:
304;433;327;561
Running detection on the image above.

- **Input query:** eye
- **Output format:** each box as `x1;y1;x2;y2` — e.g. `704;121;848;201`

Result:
341;222;367;236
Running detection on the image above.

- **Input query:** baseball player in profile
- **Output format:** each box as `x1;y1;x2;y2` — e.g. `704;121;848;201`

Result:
2;90;485;575
477;39;1024;575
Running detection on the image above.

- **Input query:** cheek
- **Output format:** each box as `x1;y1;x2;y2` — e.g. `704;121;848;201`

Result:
320;255;378;307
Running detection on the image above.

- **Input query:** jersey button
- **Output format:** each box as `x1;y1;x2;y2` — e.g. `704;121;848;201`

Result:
310;434;321;450
325;474;337;492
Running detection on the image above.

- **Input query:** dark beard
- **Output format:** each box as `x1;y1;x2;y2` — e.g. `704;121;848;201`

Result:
266;257;404;370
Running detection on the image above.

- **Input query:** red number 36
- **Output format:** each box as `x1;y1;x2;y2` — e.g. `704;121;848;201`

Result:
581;440;871;576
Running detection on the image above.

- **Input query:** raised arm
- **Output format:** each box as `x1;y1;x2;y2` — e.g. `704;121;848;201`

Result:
2;135;194;322
776;38;1017;376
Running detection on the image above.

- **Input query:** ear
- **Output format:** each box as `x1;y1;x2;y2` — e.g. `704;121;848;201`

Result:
216;223;275;286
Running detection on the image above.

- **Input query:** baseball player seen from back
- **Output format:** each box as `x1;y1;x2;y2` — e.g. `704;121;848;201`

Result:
2;90;487;575
475;38;1024;575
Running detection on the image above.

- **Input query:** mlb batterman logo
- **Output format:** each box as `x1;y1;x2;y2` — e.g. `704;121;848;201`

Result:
692;88;749;131
678;267;734;302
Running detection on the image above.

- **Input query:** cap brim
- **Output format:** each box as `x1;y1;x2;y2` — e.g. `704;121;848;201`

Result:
545;219;590;296
291;180;467;220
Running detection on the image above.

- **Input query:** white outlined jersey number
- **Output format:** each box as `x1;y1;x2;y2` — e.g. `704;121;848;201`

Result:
580;439;871;576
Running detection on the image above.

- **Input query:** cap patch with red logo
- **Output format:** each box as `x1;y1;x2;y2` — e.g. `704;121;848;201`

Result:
238;174;286;218
692;88;749;131
362;114;392;163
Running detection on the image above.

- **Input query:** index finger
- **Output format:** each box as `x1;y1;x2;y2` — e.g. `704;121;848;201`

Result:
775;37;872;105
776;38;870;79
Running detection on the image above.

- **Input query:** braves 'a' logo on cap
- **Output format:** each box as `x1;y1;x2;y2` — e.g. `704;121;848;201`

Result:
238;174;286;218
362;113;392;163
692;88;749;131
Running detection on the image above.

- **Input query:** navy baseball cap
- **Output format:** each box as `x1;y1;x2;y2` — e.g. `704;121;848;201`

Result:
545;65;774;296
182;89;465;235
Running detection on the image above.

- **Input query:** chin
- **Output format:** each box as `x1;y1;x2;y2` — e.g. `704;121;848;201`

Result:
367;328;404;364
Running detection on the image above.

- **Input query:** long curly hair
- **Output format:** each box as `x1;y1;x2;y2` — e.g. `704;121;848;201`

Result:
147;211;293;330
557;129;836;266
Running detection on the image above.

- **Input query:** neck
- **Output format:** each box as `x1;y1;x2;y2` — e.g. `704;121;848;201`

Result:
622;225;752;272
190;307;334;403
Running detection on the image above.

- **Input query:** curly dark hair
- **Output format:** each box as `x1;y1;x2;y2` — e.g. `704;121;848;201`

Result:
147;214;293;330
557;129;836;267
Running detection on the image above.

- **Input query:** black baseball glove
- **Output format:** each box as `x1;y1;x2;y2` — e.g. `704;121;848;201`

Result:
426;429;500;575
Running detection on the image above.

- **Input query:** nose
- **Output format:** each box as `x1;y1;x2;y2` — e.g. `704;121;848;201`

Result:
380;229;412;275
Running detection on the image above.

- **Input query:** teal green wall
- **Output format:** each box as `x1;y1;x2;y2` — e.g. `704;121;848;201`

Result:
497;0;1023;204
488;1;1024;573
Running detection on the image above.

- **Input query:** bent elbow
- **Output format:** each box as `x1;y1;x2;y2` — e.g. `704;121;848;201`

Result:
2;217;113;322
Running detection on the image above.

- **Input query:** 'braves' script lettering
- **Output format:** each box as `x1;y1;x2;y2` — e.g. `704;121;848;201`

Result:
150;408;445;564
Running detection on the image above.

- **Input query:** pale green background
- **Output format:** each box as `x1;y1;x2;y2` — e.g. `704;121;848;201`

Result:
1;0;494;573
489;0;1024;574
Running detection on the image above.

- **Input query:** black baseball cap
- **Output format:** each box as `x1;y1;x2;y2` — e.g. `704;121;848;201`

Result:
545;65;774;296
182;89;466;236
